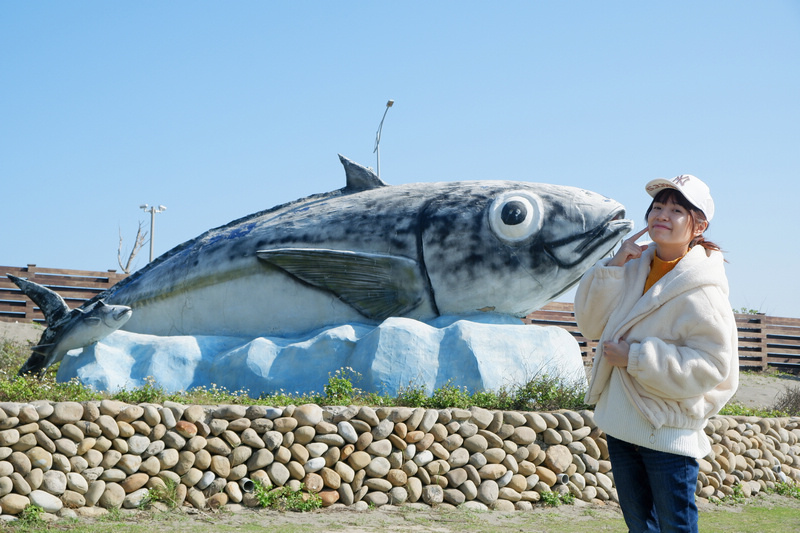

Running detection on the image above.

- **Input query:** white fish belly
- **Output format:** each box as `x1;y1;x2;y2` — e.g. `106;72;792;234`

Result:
120;271;371;337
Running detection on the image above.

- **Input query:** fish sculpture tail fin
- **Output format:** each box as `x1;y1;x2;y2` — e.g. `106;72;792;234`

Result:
7;274;70;325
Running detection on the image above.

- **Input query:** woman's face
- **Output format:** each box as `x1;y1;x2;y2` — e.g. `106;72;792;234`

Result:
647;198;700;254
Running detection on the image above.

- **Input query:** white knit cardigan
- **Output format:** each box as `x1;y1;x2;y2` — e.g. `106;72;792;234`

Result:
575;245;739;458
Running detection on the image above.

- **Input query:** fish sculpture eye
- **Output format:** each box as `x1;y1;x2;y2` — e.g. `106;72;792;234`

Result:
488;191;543;243
501;201;527;225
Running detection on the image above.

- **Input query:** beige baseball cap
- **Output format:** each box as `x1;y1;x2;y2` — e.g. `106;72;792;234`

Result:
645;174;715;221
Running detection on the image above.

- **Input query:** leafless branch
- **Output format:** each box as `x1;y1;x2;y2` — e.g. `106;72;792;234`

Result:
118;221;148;274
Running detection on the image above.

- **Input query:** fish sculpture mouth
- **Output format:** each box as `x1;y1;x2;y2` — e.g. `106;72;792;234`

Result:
543;208;633;268
113;307;133;322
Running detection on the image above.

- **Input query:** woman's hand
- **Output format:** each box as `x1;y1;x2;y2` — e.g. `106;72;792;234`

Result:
602;338;631;367
608;227;649;267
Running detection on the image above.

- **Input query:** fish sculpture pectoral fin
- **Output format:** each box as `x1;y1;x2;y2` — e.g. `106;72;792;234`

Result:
257;248;426;320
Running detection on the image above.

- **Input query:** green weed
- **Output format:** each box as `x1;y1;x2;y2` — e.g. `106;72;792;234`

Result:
769;481;800;500
251;478;322;512
142;478;181;510
711;483;747;505
539;490;574;507
15;504;46;529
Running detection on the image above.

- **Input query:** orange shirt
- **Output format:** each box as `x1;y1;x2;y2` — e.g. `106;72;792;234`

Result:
643;252;687;294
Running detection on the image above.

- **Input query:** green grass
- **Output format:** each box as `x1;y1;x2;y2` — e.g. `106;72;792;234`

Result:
4;495;796;533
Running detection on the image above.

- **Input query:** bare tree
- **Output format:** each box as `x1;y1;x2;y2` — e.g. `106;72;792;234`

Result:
118;221;148;274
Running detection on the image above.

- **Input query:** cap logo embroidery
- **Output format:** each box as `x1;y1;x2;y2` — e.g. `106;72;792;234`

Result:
673;175;690;186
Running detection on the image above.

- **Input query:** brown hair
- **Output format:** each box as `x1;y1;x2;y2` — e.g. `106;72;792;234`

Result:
645;188;721;253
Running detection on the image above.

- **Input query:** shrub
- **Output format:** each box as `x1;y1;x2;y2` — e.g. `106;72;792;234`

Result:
509;372;589;412
771;385;800;417
395;381;429;407
427;381;472;409
324;367;361;404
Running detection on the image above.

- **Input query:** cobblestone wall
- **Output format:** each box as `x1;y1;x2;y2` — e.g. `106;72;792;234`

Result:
0;400;798;518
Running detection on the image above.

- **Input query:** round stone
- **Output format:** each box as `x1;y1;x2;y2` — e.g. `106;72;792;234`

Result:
117;454;143;475
99;482;125;509
10;451;32;476
241;429;265;448
304;457;326;473
267;462;290;486
544;445;572;474
49;402;84;424
123;488;150;509
366;439;392;457
406;476;422;502
464;435;489;453
183;405;205;423
42;470;67;494
175;421;198;439
127;435;150;455
120;473;149;494
294;404;323;427
67;472;89;494
421;484;444;504
477;479;499;505
319;467;341;489
210;456;231;478
371;419;394;440
365;457;391;478
196;471;216;490
273;417;298;433
319;488;340;507
337;421;358;444
0;493;30;515
85;480;106;506
25;447;52;471
347;450;371;471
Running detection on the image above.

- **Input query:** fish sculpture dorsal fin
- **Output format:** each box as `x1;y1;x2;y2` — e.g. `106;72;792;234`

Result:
338;154;388;192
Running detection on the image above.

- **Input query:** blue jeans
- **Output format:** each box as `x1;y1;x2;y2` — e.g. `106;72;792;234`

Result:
606;435;700;533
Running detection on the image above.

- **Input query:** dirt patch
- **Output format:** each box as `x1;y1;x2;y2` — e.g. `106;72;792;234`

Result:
0;321;41;345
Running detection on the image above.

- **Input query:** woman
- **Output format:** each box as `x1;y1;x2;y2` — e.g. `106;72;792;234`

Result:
575;175;739;533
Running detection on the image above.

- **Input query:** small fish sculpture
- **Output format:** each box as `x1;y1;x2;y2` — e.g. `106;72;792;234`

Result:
8;275;131;376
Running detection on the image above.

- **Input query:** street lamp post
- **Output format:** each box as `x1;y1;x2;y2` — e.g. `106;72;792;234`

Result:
373;99;394;179
140;204;167;262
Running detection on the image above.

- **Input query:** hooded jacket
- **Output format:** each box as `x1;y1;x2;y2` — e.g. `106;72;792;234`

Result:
575;245;739;458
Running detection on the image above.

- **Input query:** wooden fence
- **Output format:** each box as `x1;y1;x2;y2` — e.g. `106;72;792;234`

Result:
2;265;798;373
0;265;127;324
525;302;800;373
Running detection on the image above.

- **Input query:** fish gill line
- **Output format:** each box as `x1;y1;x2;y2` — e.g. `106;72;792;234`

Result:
415;198;441;317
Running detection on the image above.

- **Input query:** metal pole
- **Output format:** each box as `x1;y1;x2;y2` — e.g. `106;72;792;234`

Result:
148;209;156;262
373;100;394;179
140;204;167;262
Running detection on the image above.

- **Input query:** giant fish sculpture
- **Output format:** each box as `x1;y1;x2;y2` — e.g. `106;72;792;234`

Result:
12;155;633;375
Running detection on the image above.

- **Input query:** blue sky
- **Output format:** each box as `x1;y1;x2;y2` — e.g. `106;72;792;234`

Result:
2;1;799;318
